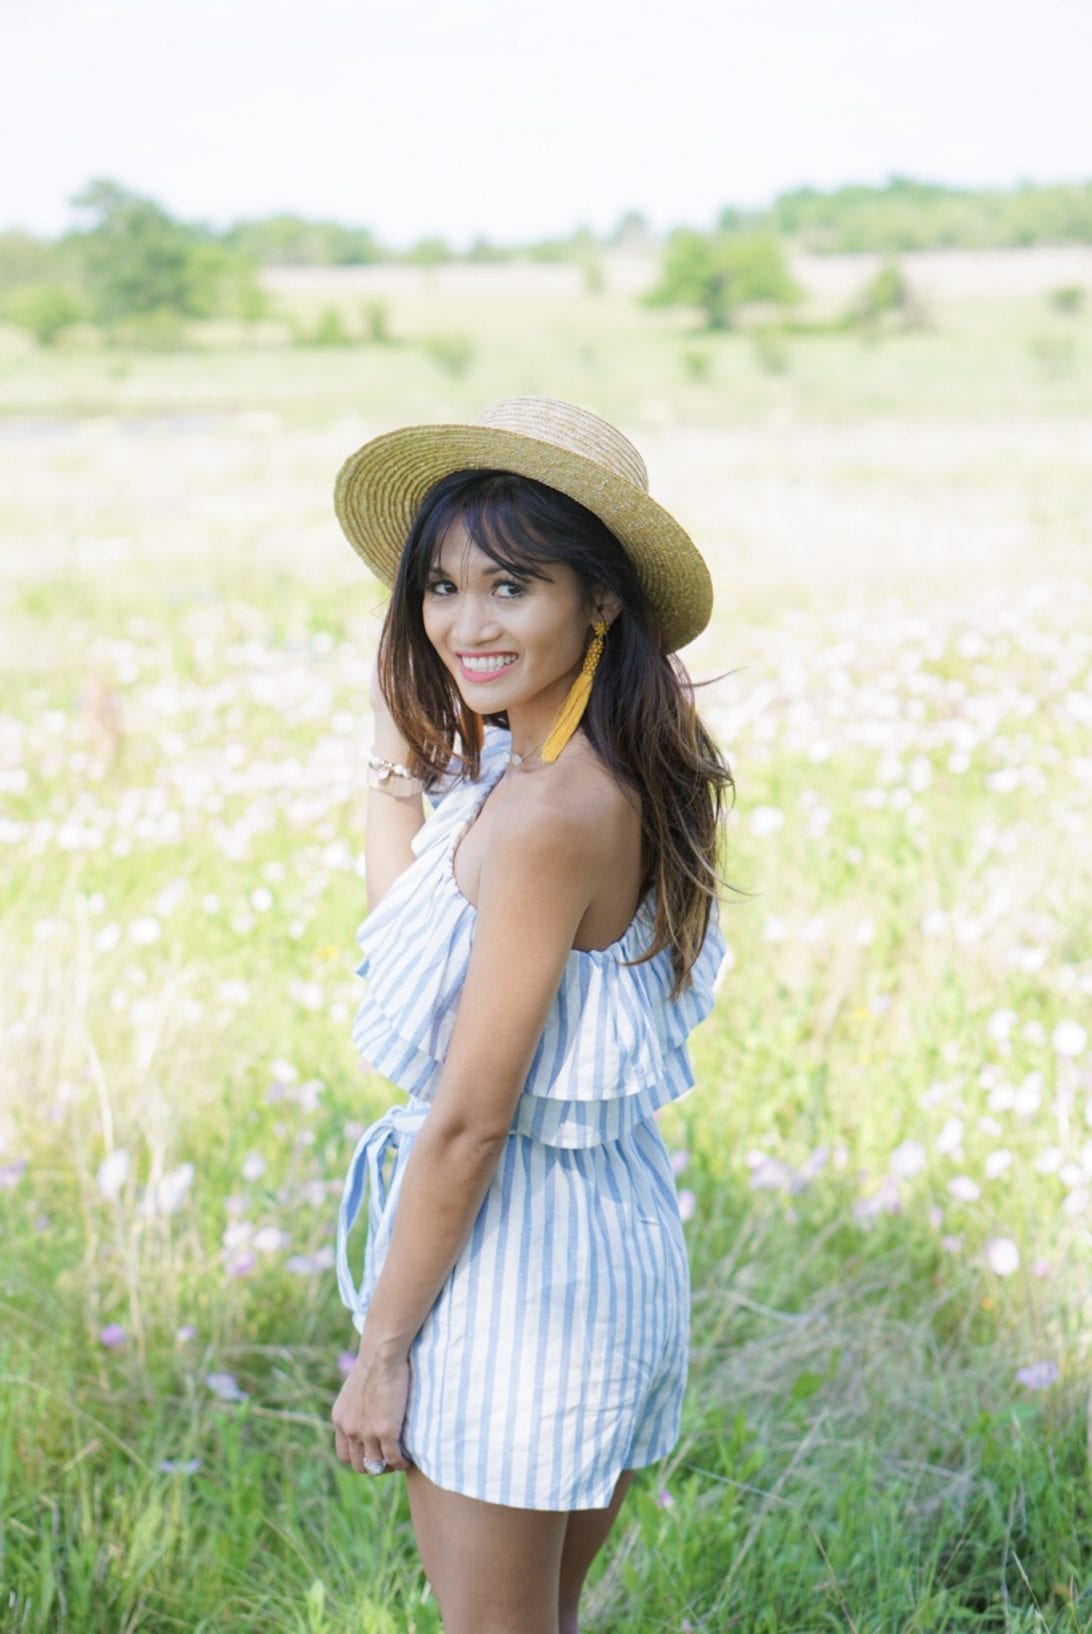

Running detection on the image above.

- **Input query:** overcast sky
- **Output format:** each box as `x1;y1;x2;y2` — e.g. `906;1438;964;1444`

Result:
3;0;1089;248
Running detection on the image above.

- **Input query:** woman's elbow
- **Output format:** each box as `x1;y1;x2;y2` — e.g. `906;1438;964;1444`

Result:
427;1101;513;1159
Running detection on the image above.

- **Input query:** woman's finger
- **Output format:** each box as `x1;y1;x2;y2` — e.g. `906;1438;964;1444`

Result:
379;1433;409;1471
353;1437;383;1476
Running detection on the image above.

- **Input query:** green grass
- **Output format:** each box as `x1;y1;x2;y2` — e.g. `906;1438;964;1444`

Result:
1;258;1090;1630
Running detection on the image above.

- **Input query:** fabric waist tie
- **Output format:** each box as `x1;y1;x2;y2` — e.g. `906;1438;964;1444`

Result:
335;1098;429;1330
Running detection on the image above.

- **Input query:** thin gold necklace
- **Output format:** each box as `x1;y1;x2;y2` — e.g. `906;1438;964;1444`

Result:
507;728;552;769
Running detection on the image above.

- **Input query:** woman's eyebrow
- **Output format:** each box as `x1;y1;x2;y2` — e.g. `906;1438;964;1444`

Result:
427;562;535;579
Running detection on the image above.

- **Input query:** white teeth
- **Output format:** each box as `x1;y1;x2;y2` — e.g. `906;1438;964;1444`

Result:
462;655;516;673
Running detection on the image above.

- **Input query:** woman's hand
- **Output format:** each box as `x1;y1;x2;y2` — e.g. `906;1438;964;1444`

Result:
331;1347;414;1476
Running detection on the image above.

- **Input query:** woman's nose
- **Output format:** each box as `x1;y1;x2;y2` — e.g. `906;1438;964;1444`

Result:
451;593;501;645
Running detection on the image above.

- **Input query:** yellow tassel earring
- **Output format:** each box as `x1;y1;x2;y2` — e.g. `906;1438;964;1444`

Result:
539;619;608;764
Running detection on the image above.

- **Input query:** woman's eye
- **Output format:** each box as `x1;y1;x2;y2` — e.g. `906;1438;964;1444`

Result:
425;578;525;597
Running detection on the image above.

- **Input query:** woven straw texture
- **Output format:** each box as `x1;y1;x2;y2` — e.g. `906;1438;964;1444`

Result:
333;396;712;652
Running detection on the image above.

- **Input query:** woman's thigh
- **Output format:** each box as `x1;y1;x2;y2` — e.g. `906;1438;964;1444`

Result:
405;1464;569;1634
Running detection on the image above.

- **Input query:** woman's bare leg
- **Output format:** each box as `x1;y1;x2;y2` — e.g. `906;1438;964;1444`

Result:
557;1469;636;1634
405;1464;569;1634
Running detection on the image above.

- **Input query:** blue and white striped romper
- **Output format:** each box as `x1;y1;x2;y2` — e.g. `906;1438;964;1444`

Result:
335;722;728;1511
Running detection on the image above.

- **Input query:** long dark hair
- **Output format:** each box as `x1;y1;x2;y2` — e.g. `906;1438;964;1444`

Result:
375;469;738;999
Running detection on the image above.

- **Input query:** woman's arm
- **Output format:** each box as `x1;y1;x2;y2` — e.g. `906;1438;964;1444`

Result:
365;670;427;913
332;794;601;1472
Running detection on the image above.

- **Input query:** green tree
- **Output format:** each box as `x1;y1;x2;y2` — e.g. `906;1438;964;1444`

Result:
608;209;652;250
845;257;928;333
1;283;86;344
526;225;600;264
66;179;265;323
644;229;803;330
404;236;452;266
0;230;56;293
466;236;513;263
223;215;382;265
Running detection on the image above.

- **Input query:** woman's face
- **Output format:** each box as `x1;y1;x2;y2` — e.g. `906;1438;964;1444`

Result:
421;517;607;723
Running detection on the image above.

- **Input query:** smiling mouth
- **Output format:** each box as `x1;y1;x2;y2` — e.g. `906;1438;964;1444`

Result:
458;654;518;677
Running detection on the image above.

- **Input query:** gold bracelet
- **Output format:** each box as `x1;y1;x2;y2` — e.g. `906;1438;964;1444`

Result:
366;747;426;799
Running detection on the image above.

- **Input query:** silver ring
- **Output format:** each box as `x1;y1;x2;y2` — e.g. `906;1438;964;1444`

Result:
362;1457;387;1476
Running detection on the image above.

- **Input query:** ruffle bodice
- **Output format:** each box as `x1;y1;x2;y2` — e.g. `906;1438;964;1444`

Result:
351;723;729;1147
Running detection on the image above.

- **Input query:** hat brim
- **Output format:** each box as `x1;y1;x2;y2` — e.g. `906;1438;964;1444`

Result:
334;422;712;653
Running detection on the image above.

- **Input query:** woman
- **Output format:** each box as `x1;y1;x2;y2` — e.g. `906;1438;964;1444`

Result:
330;396;734;1634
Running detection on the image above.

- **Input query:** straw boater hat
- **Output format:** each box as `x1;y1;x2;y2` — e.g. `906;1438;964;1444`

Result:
333;395;712;653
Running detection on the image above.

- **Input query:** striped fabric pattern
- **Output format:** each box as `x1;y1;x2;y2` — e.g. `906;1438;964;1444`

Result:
335;721;727;1509
350;726;729;1148
336;1098;691;1510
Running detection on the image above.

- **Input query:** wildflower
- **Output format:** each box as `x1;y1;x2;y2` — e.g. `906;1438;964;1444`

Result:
676;1190;696;1224
1015;1360;1058;1390
796;1145;829;1184
986;1008;1018;1043
96;1149;130;1200
670;1149;689;1176
948;1175;980;1202
748;806;784;836
154;879;187;916
241;1152;266;1182
748;1155;793;1191
655;1487;675;1510
936;1117;964;1155
889;1139;926;1178
984;1236;1020;1276
286;1248;335;1274
99;1323;127;1348
205;1371;249;1402
140;1162;194;1217
1013;1073;1043;1117
1052;1020;1087;1058
987;1082;1015;1113
158;1457;202;1475
854;1176;901;1220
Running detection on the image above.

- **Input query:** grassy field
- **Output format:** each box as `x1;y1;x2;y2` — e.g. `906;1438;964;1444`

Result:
1;249;1090;1632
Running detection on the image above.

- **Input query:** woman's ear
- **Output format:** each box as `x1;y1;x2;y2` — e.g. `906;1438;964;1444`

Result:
590;586;623;627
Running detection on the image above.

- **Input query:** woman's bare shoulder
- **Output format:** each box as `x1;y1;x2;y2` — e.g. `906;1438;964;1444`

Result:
497;743;638;860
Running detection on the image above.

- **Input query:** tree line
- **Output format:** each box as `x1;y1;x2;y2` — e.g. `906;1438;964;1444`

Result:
1;174;1087;347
